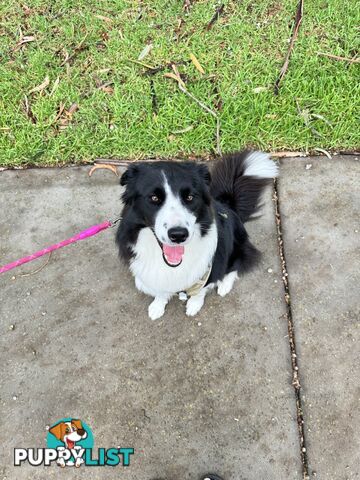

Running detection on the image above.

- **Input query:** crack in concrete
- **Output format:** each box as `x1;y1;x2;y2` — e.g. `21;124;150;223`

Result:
273;178;310;480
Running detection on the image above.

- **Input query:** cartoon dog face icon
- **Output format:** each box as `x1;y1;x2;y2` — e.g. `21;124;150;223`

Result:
49;419;87;449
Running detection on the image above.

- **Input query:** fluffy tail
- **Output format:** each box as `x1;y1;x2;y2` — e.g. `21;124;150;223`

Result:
210;151;278;223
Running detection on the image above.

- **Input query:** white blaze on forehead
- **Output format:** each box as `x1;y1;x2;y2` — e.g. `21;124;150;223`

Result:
154;172;196;244
65;422;72;430
243;151;279;178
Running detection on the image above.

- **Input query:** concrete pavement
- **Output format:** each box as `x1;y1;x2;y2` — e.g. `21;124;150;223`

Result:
0;155;358;479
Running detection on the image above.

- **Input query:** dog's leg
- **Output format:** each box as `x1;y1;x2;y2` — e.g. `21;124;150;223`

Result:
186;284;214;316
148;295;171;320
217;271;238;297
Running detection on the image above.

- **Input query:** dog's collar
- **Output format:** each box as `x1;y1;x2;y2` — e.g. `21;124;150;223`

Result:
179;266;212;298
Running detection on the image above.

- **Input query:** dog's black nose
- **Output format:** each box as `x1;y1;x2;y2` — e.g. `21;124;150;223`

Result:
77;429;85;436
168;227;189;243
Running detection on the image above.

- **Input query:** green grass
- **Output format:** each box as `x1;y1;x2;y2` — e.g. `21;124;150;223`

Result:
0;0;359;166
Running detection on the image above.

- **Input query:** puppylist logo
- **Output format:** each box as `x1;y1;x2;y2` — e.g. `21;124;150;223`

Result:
14;418;134;468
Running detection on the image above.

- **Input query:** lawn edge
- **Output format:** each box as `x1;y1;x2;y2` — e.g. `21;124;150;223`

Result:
0;150;359;172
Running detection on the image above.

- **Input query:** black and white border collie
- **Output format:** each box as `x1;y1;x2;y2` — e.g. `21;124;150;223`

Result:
116;151;278;320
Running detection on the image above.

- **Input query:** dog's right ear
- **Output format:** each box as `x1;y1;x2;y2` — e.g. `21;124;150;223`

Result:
120;165;139;186
49;422;65;441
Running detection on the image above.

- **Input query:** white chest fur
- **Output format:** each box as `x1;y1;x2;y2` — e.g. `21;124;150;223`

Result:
129;223;218;297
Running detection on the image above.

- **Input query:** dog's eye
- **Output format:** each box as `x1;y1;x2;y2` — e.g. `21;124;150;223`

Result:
186;194;194;202
150;194;160;204
65;428;70;433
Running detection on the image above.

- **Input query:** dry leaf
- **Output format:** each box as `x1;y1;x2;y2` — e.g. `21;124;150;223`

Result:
67;102;79;115
271;151;306;158
88;164;119;177
50;77;60;96
98;83;114;94
314;147;332;159
311;113;333;127
53;102;65;123
28;76;50;94
95;14;112;23
138;44;153;61
55;102;79;130
253;86;268;93
172;125;194;134
190;53;205;74
164;72;186;89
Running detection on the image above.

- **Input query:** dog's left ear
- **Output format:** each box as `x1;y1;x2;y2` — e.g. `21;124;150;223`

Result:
49;422;65;441
120;165;139;186
197;164;211;185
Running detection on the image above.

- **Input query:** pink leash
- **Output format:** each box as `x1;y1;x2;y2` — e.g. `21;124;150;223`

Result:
0;219;120;275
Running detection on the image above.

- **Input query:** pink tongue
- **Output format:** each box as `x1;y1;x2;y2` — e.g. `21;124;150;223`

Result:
162;244;184;265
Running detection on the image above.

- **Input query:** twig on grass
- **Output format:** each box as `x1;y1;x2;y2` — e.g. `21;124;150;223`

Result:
206;4;225;30
314;147;332;159
316;51;360;64
274;0;303;94
149;78;158;116
178;83;221;156
60;33;89;66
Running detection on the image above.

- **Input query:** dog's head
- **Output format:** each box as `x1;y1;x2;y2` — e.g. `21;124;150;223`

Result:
49;419;87;448
120;161;213;267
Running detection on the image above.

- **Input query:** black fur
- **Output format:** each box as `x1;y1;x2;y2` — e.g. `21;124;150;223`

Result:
116;151;275;285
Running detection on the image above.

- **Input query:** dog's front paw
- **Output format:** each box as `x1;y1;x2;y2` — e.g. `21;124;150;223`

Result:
148;298;166;320
217;272;238;297
186;295;204;316
217;282;232;297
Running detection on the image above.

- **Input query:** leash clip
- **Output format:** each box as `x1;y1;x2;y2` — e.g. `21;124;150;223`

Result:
110;216;122;228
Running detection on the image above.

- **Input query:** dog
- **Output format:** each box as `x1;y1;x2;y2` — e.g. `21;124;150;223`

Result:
49;419;87;467
116;151;278;320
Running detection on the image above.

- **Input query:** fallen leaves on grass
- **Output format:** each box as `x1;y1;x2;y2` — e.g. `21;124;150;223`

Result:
171;125;194;134
183;0;192;13
94;76;114;94
138;44;153;61
28;76;50;94
190;53;205;74
88;164;118;177
98;82;114;94
52;102;79;131
50;77;60;96
13;31;35;51
253;86;268;93
95;14;113;23
22;95;37;123
274;0;303;94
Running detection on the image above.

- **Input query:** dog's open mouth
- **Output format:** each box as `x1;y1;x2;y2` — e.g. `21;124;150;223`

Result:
66;439;75;449
161;243;184;267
